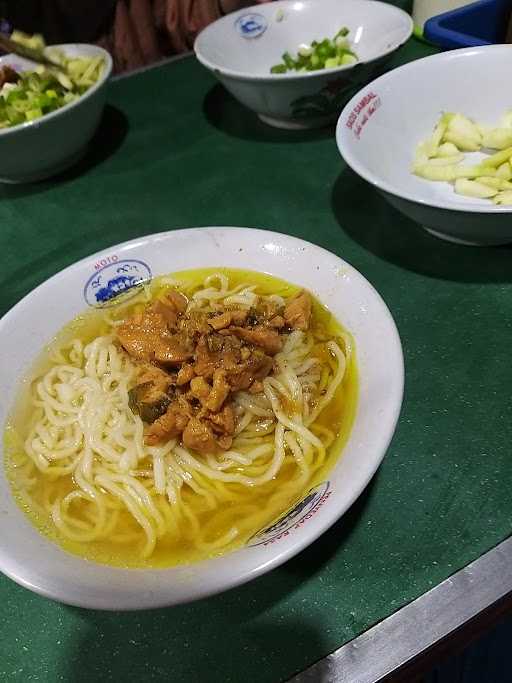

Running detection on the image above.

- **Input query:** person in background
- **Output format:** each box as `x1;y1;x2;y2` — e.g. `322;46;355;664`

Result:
0;0;271;73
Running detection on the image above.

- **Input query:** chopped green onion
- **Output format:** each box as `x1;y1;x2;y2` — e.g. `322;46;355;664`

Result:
0;33;105;129
269;26;358;74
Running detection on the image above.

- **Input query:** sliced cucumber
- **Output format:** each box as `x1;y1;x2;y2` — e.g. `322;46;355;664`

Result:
496;162;512;180
413;111;512;205
493;190;512;205
444;113;481;152
481;128;512;150
454;179;498;198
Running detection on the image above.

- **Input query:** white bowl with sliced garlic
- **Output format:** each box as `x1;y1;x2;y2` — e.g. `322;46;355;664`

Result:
336;45;512;246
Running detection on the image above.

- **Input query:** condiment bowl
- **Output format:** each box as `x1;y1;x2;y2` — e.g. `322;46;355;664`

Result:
0;43;112;183
336;45;512;245
195;0;412;129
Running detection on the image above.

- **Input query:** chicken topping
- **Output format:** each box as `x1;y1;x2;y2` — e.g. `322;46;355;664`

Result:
151;300;178;329
182;417;219;454
269;315;285;329
189;376;211;405
145;399;191;446
229;309;249;325
206;369;230;412
222;326;282;355
208;312;232;331
117;311;169;361
118;284;313;455
284;290;312;331
165;289;188;314
176;363;195;386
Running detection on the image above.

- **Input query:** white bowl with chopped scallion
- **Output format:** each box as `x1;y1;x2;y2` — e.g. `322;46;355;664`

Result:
336;45;512;246
195;0;412;129
0;35;112;183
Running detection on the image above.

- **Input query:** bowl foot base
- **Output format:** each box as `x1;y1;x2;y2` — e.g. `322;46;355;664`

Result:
0;145;87;184
424;227;512;247
258;113;335;130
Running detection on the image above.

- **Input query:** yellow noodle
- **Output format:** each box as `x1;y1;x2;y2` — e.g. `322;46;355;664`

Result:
4;269;357;568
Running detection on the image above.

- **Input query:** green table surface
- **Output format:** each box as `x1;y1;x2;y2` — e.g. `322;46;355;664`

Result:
2;13;512;683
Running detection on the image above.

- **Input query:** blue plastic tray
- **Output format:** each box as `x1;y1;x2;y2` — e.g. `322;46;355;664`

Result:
424;0;511;49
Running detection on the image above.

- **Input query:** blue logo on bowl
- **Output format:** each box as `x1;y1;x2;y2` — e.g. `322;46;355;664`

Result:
84;258;152;308
235;13;267;39
248;481;331;547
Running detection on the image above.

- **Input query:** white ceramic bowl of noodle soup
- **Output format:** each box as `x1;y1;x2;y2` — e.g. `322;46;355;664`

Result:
194;0;412;129
0;227;403;609
0;44;112;183
336;45;512;246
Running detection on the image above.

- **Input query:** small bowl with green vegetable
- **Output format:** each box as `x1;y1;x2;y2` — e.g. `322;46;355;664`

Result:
194;0;412;129
336;45;512;246
0;36;112;183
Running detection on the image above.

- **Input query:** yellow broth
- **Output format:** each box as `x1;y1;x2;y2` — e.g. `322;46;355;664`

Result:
4;268;358;568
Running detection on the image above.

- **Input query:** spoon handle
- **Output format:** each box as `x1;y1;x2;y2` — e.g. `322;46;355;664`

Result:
0;34;64;71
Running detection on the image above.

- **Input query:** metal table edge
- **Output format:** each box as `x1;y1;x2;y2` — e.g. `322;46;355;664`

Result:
290;535;512;683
